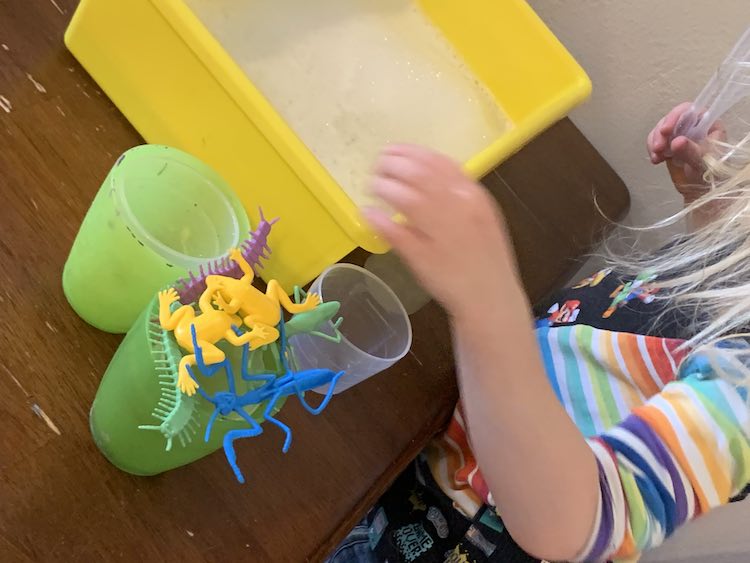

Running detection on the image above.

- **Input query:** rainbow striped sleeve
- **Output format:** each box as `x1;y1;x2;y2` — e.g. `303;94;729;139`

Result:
574;369;750;562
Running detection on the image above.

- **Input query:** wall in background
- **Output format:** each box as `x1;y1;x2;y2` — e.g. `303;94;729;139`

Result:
528;0;748;244
526;3;750;561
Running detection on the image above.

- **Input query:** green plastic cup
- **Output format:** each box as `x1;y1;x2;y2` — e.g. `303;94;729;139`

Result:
90;296;286;476
63;145;249;333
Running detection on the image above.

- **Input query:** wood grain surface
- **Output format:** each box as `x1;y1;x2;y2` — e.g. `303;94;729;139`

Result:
0;1;629;561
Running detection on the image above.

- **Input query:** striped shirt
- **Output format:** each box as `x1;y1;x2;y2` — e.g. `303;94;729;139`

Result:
426;270;750;562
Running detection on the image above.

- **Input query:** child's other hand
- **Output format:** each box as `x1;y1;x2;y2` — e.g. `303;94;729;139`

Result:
364;144;516;318
646;102;725;202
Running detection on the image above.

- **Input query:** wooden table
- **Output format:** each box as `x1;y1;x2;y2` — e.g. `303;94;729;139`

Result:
0;1;629;561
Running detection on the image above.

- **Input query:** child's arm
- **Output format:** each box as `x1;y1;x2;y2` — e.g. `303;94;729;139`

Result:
365;145;599;559
450;285;600;559
582;375;750;560
365;145;750;562
647;103;726;230
453;306;750;562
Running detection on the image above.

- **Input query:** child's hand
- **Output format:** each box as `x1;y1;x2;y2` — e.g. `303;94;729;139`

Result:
646;102;725;202
364;144;516;318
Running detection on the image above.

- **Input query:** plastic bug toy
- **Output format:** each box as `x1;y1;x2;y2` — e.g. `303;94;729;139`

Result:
188;314;345;483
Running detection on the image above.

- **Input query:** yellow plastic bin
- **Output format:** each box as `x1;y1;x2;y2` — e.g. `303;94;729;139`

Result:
65;0;590;289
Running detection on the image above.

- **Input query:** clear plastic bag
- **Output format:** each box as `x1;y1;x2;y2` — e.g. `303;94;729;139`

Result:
672;27;750;143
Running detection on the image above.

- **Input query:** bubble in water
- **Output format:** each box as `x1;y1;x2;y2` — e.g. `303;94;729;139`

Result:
185;0;511;207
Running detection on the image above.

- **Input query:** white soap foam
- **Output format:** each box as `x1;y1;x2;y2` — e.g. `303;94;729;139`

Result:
186;0;511;206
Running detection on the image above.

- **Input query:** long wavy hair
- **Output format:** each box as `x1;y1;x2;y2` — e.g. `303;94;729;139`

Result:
603;132;750;381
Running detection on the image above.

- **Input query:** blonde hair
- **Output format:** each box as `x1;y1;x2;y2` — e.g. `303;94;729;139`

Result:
604;132;750;355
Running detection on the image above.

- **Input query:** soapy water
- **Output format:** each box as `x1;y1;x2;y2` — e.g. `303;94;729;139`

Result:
185;0;512;208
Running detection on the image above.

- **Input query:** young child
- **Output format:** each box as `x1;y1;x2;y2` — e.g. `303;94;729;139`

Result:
327;103;750;563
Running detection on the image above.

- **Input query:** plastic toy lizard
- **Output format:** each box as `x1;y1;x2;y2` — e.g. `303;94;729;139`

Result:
158;287;262;397
206;248;321;347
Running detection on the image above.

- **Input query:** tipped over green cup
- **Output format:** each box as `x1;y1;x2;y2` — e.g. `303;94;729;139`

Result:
63;145;249;333
90;296;285;476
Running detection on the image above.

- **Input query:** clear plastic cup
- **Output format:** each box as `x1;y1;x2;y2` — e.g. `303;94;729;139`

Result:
290;264;413;394
364;251;432;315
63;145;249;333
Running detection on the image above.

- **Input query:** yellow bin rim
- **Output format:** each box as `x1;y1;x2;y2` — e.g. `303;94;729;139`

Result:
152;0;591;253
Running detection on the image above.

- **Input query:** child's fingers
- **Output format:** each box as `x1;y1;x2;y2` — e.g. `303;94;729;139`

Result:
658;102;693;137
651;117;667;150
383;143;431;158
647;128;664;163
374;152;436;192
383;143;444;168
652;103;692;157
708;120;727;143
362;206;428;259
648;103;693;162
380;144;462;184
670;136;704;169
371;176;424;218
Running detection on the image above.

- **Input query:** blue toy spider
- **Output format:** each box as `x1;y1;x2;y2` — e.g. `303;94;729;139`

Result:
187;315;345;483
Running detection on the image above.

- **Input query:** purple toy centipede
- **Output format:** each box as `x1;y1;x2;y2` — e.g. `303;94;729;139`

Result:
175;207;279;305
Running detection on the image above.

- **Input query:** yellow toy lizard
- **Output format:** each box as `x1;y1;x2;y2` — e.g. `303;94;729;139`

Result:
158;287;265;396
206;248;321;346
